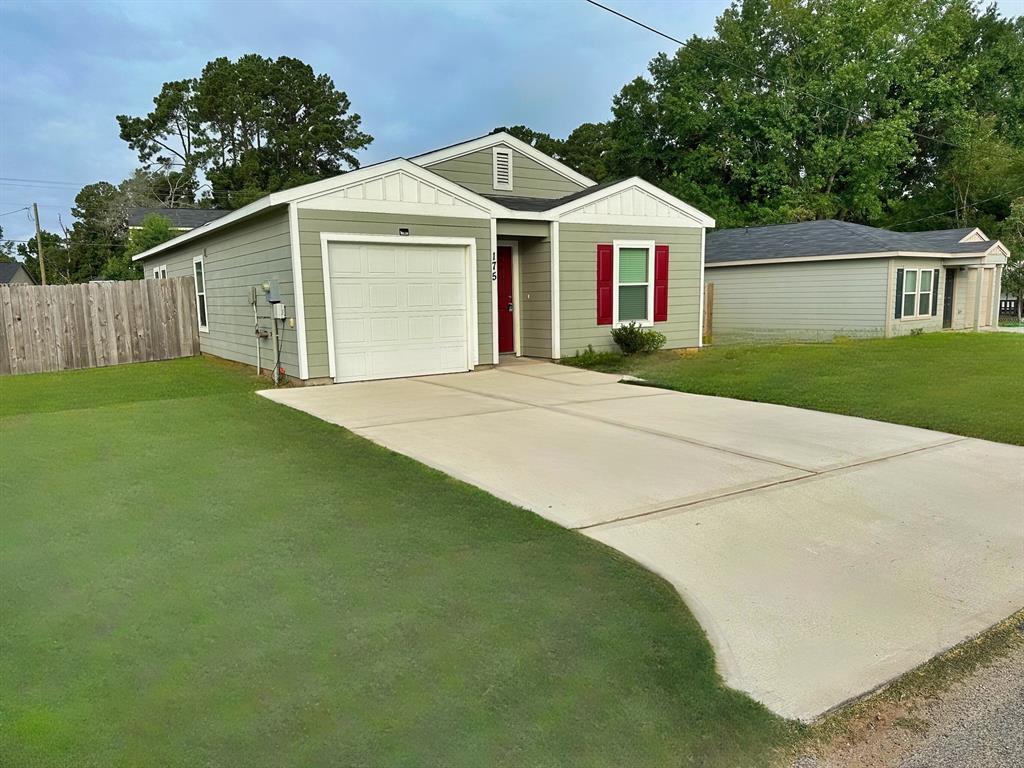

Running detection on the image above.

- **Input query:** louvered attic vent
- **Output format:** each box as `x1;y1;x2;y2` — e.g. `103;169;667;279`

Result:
493;147;513;190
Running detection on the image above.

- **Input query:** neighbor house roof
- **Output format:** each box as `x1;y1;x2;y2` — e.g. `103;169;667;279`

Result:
706;219;1006;266
127;207;230;229
0;262;34;284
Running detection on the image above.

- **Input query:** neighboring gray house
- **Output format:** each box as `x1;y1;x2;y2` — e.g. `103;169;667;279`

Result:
132;132;715;383
704;220;1009;343
0;262;36;285
127;207;230;231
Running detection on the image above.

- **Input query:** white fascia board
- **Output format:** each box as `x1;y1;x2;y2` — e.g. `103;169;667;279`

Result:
548;177;716;228
410;132;597;189
705;249;998;268
289;159;503;218
132;197;278;261
133;159;504;261
959;227;989;242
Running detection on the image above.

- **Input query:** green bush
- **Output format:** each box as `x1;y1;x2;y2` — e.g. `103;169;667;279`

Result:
610;323;667;355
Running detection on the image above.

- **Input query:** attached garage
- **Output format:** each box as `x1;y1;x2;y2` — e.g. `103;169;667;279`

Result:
322;235;478;383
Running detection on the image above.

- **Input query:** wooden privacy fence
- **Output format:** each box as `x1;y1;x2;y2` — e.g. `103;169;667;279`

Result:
0;278;200;376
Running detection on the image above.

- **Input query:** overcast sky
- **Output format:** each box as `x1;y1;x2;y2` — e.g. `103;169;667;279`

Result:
2;0;1022;245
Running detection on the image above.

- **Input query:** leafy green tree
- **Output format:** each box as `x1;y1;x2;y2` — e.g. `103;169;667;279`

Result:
599;0;1020;228
118;55;372;209
0;225;15;264
16;231;69;284
107;213;176;280
998;198;1024;322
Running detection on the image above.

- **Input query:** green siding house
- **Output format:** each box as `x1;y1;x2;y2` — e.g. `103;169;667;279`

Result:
704;220;1009;344
133;132;715;383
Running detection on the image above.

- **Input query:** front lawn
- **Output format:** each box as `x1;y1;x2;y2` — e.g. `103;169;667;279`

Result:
565;333;1024;445
0;358;795;766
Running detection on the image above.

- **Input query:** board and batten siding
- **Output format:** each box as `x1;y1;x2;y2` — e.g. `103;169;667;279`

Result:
559;224;702;355
425;146;586;199
296;209;492;379
142;209;297;372
518;236;552;358
706;259;889;343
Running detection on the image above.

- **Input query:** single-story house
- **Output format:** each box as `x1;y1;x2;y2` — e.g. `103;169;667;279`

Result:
0;262;36;285
704;220;1009;343
132;131;714;383
127;207;230;232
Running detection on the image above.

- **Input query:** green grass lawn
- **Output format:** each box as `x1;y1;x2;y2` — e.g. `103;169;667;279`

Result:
566;333;1024;445
0;358;795;767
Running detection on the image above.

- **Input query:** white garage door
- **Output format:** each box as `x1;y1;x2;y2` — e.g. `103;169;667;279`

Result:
328;241;472;382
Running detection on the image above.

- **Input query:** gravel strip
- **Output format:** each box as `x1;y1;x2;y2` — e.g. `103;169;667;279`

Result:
791;641;1024;768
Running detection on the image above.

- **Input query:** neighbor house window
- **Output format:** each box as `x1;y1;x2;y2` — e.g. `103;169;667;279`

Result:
152;265;167;279
902;268;932;318
192;255;208;332
614;241;655;326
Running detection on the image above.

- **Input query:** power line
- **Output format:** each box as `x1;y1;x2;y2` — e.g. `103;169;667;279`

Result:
889;184;1024;230
0;206;30;217
583;0;962;151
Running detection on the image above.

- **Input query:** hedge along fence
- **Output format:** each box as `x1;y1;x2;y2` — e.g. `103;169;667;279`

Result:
0;278;200;376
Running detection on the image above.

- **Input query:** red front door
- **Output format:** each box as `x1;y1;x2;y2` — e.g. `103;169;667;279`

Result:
497;246;514;354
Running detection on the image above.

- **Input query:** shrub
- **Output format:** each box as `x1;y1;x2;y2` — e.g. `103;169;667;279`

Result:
610;323;667;355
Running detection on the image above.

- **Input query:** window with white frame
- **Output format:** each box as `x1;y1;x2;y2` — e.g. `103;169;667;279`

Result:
152;265;167;279
902;268;933;318
614;241;655;325
192;255;208;332
492;147;513;191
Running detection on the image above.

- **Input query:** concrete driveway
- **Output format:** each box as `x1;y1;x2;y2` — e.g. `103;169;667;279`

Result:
260;360;1024;722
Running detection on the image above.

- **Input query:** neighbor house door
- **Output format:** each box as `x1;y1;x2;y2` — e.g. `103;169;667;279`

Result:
942;269;955;328
496;245;514;354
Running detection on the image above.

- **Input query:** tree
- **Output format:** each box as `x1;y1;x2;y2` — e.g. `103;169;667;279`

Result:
16;231;69;285
998;198;1024;322
118;55;373;209
0;226;15;263
595;0;1021;228
106;213;175;280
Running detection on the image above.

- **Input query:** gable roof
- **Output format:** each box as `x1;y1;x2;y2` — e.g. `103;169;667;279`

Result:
706;220;1004;265
0;262;34;284
132;140;714;262
410;131;596;189
127;207;230;229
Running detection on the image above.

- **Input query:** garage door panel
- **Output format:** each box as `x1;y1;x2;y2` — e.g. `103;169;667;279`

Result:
438;282;464;307
327;241;471;382
407;284;435;307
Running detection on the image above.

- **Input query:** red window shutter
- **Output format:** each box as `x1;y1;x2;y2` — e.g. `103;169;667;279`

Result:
596;243;613;325
654;244;669;322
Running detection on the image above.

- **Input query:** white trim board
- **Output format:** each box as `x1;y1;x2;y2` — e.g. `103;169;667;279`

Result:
411;131;596;189
550;221;561;359
317;232;480;382
612;240;656;328
133;159;503;262
287;203;309;380
706;245;1008;268
497;240;521;356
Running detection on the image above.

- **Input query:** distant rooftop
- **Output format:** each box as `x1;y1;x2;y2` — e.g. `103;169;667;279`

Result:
127;207;230;230
706;220;996;264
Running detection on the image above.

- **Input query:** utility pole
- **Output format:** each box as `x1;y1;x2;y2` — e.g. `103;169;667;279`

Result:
32;203;47;285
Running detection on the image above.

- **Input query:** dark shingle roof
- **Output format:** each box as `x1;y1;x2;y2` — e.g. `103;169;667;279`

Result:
705;220;995;264
127;207;230;229
483;179;624;212
0;262;33;284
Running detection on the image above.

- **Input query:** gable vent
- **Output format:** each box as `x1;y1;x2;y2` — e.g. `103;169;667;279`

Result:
493;147;513;190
